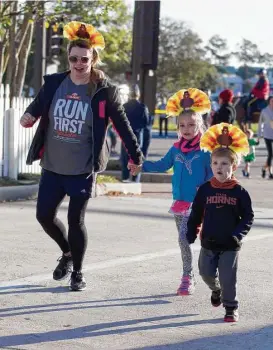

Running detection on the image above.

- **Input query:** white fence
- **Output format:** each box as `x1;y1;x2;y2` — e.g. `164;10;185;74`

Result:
0;84;41;179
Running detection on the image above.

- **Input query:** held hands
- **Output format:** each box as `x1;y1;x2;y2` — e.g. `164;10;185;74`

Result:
186;233;196;244
127;163;142;176
20;113;36;127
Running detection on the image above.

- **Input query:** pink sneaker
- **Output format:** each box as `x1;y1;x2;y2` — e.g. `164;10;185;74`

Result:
177;275;196;295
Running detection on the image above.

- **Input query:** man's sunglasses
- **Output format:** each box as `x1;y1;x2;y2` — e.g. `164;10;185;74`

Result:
68;56;90;64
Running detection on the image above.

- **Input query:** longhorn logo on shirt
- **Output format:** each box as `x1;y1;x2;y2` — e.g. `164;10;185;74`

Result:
206;193;237;206
175;153;200;174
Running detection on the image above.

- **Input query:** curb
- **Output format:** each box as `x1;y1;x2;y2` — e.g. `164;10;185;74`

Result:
96;182;142;196
0;184;39;202
0;182;142;203
102;170;172;183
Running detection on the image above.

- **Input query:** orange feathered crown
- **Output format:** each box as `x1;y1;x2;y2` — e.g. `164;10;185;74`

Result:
166;88;211;117
200;123;249;156
63;21;105;50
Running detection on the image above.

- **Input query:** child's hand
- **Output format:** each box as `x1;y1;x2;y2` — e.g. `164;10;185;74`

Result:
186;234;196;244
230;236;242;248
128;163;142;176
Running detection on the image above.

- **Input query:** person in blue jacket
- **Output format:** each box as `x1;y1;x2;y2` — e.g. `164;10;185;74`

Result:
120;84;149;182
131;89;213;295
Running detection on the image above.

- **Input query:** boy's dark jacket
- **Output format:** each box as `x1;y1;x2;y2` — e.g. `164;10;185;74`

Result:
25;71;142;172
187;179;254;251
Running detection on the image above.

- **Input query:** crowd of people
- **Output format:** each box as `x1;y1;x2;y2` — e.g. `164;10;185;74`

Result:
208;69;273;180
19;20;273;324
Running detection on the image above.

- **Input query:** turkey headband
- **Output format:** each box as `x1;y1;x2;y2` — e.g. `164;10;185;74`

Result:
166;88;211;117
63;21;105;50
200;123;249;156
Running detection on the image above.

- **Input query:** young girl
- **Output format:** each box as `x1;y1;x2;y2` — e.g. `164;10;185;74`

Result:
134;89;213;295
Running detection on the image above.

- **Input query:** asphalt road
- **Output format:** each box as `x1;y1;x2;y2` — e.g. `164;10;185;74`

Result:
0;131;272;349
0;194;272;349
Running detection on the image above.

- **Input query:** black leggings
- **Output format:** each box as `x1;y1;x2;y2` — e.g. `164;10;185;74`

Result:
264;138;273;168
36;171;91;272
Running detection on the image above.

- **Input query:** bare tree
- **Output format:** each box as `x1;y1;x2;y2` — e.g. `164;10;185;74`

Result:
0;1;37;103
205;35;231;67
1;0;133;103
259;53;273;69
157;18;218;97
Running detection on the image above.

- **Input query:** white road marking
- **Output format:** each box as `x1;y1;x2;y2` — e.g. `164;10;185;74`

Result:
0;232;272;288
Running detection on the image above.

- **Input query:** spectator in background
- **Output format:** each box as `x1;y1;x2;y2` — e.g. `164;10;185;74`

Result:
141;112;154;159
248;69;270;118
211;89;236;125
107;123;118;155
242;129;259;178
258;95;273;179
157;97;168;137
120;84;149;182
202;89;211;129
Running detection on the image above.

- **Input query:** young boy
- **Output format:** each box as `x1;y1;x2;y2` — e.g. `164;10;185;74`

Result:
187;146;254;322
242;129;259;178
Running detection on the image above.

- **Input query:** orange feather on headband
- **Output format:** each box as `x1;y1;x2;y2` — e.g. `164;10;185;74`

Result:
63;21;105;50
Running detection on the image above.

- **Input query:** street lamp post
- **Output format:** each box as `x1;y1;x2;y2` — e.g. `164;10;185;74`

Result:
131;1;160;114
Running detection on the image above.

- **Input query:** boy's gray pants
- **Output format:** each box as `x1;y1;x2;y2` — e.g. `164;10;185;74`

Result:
198;247;239;308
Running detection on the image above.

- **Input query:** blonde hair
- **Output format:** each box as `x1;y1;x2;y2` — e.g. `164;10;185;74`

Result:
177;110;206;134
211;147;240;166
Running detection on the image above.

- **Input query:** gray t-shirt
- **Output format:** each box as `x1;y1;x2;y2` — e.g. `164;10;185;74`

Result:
41;76;94;175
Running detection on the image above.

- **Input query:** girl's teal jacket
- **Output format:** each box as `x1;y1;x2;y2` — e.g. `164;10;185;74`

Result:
142;141;213;202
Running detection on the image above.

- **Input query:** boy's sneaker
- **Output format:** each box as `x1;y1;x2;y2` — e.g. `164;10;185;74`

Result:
224;307;239;322
211;289;221;307
177;275;196;295
70;271;86;291
53;254;73;281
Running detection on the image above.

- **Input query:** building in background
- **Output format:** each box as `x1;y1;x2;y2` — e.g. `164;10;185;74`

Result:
214;68;273;96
